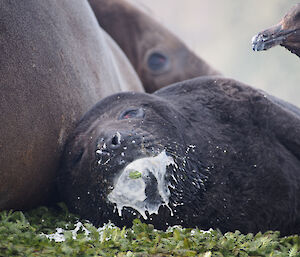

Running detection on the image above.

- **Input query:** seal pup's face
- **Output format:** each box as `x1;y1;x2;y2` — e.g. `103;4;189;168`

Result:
58;91;206;229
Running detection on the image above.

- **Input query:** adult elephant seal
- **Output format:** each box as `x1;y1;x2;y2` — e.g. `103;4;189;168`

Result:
0;0;143;210
88;0;220;93
58;76;300;235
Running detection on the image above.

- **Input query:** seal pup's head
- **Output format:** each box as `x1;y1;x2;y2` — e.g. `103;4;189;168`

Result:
58;91;207;229
252;3;300;57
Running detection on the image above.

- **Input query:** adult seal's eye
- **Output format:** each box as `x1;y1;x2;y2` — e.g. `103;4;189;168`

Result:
119;108;145;120
147;52;169;73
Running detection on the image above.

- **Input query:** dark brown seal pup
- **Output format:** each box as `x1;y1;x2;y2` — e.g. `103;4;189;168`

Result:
0;0;143;210
58;76;300;235
88;0;220;93
252;3;300;58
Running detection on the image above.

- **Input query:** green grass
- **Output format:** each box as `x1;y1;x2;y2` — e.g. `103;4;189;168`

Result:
0;203;300;256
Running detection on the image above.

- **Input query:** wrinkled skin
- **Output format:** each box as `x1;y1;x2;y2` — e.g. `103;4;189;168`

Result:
0;0;143;210
58;76;300;235
252;3;300;58
88;0;220;92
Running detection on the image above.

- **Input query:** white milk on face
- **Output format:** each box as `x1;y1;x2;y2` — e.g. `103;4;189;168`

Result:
107;150;174;219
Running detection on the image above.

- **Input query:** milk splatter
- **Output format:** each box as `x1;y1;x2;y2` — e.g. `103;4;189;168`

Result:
41;221;90;242
107;150;174;219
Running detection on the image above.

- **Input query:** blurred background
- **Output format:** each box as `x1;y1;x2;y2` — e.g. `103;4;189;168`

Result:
133;0;300;106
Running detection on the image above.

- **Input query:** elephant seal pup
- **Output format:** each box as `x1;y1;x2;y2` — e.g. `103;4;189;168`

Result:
252;3;300;58
0;0;143;210
88;0;220;92
58;76;300;235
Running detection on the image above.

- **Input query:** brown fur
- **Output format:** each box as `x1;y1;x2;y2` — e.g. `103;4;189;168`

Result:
0;0;143;210
88;0;220;92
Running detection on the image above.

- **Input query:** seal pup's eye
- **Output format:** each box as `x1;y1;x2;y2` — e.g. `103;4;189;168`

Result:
147;51;169;73
119;108;144;120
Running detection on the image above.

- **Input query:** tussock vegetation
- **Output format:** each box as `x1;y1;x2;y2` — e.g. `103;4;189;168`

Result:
0;203;300;256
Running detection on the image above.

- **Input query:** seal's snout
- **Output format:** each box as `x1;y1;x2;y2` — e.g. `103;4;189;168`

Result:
96;131;122;152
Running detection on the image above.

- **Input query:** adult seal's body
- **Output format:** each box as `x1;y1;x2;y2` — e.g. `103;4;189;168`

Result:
0;0;143;210
88;0;220;92
58;76;300;235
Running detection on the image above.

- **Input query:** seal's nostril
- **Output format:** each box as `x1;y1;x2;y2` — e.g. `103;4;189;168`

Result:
111;132;121;148
111;136;119;145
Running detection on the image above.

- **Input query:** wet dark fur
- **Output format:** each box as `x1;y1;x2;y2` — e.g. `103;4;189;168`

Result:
58;76;300;235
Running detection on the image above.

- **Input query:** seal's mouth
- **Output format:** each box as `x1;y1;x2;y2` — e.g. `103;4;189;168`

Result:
107;150;176;220
252;25;299;51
